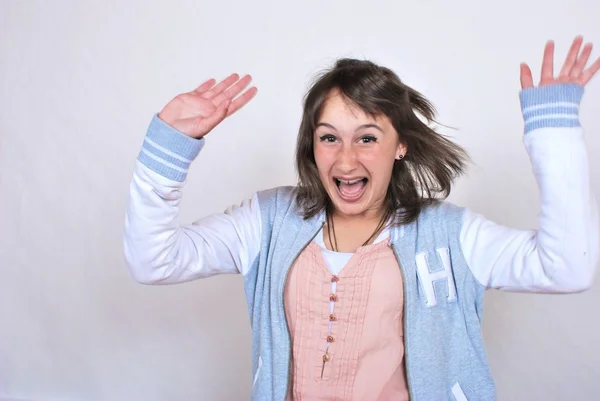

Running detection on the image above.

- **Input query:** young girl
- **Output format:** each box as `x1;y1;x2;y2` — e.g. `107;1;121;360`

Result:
124;36;599;400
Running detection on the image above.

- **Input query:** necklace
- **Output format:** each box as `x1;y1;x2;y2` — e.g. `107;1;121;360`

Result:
325;209;390;252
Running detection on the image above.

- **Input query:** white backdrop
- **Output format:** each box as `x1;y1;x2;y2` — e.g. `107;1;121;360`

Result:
1;0;599;400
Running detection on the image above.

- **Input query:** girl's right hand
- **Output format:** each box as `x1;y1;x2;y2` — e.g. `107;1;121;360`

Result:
158;74;258;139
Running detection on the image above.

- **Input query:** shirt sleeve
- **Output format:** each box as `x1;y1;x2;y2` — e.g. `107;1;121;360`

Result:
460;83;599;293
123;115;262;284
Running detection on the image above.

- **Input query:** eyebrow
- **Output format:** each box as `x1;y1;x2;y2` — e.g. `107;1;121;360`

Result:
315;122;384;133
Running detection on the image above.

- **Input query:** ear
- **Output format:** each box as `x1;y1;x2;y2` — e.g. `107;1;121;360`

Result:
395;142;408;160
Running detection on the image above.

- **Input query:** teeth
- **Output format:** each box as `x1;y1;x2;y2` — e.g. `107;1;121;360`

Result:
338;178;363;184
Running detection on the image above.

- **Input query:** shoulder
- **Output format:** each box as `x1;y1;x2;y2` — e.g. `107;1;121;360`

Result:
394;201;468;244
417;200;467;226
255;185;304;220
256;185;298;207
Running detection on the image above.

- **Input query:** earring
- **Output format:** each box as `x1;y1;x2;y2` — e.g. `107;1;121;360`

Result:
397;154;404;160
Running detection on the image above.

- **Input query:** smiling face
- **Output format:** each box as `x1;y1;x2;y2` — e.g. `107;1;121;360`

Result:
313;90;406;219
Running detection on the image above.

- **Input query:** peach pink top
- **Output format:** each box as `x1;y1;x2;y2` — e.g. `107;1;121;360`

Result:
284;236;410;400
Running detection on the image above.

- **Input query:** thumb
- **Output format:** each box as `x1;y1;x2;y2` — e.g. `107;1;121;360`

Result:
197;99;231;136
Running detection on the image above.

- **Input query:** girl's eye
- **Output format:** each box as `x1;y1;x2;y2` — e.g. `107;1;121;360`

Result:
319;134;337;143
361;136;377;144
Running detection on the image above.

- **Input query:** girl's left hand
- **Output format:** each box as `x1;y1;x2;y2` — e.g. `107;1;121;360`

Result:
520;35;600;89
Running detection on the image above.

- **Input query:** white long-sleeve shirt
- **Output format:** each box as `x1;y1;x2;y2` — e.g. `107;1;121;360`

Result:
124;84;599;293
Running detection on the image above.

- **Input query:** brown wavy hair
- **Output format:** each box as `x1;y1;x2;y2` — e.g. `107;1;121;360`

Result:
294;58;470;225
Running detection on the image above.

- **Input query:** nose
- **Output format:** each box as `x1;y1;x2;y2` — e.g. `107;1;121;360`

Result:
337;144;359;172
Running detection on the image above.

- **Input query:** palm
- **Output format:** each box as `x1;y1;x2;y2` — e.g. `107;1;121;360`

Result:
159;73;258;139
521;36;600;89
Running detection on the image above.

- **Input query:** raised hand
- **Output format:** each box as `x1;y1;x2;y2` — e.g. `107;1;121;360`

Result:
520;36;600;89
158;74;258;139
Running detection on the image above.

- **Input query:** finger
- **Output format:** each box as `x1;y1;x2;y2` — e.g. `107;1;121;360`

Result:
571;43;593;80
226;86;258;116
559;35;584;78
192;78;216;94
212;74;253;106
540;40;555;85
520;63;534;89
197;98;231;134
201;73;240;99
581;55;600;86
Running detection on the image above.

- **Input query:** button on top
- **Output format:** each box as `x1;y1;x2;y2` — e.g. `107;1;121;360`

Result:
329;293;337;302
327;336;335;343
323;354;330;362
331;275;339;283
329;314;337;321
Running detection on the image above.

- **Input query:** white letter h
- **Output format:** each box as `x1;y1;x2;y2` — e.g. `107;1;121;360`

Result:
415;248;457;308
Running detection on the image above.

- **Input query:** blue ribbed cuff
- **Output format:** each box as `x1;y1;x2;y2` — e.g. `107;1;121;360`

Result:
137;114;205;182
519;83;584;134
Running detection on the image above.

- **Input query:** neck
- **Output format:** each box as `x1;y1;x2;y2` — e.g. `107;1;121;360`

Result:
331;204;386;224
325;207;390;252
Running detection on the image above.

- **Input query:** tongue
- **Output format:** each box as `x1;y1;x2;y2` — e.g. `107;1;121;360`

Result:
339;180;365;196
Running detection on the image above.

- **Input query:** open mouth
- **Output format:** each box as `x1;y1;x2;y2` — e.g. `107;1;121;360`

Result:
334;177;368;202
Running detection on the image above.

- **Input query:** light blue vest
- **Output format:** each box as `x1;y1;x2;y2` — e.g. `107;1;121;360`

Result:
244;186;495;400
